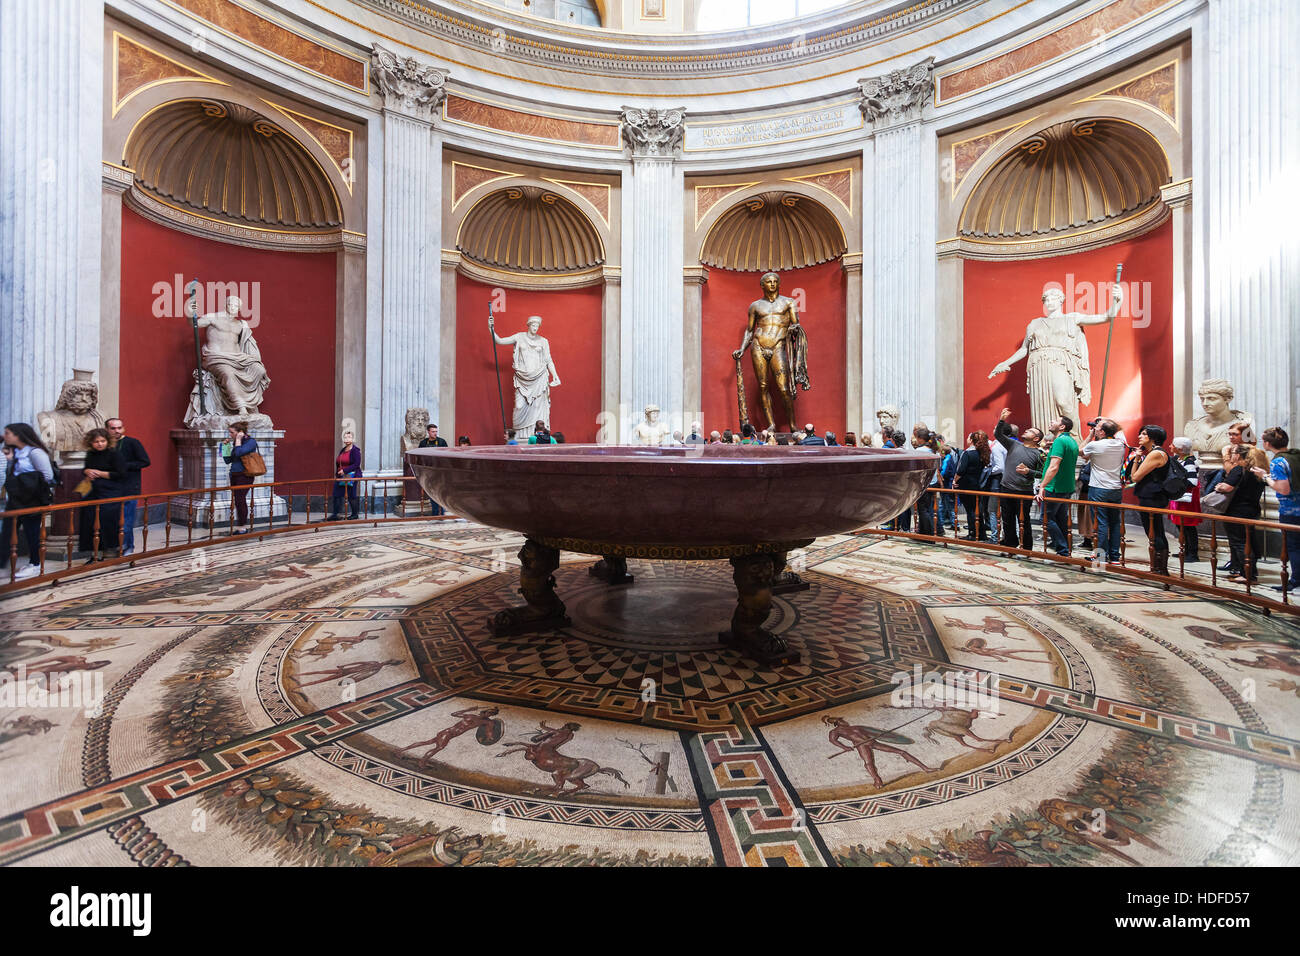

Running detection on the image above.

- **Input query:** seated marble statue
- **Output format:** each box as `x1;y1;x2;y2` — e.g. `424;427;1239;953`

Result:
184;295;272;428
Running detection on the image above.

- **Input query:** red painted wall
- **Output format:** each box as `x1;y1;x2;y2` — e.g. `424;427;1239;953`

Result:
701;260;847;436
962;220;1173;441
455;276;603;444
119;207;337;493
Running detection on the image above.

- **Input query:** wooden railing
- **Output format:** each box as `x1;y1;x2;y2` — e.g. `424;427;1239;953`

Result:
1;475;451;590
857;485;1298;615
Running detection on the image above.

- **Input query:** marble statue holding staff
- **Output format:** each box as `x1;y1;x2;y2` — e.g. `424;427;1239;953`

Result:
987;283;1122;437
489;314;560;438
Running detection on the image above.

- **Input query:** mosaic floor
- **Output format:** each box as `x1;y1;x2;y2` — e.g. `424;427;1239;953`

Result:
1;522;1297;867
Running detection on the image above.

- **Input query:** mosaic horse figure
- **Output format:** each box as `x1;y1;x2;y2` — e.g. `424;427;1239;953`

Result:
497;720;629;796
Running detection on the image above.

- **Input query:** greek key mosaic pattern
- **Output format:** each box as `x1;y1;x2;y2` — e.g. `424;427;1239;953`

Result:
1;525;1296;868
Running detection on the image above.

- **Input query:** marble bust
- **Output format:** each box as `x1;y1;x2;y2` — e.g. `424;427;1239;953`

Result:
634;405;670;446
871;404;900;450
401;407;431;456
184;295;272;428
37;369;106;457
1184;379;1254;468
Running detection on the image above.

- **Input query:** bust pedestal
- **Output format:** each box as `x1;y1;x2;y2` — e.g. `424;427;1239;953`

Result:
168;428;288;528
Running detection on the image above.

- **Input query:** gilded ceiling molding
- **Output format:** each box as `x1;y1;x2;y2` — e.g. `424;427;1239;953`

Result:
371;44;448;120
701;191;847;272
162;0;367;91
935;0;1173;105
694;182;761;228
452;161;520;207
124;99;343;230
1079;58;1178;128
123;186;355;253
959;118;1169;240
946;119;1036;200
542;178;612;226
939;202;1170;261
351;0;967;77
457;185;605;273
263;101;356;194
621;107;686;158
112;32;225;117
445;95;620;148
858;58;934;129
781;169;853;214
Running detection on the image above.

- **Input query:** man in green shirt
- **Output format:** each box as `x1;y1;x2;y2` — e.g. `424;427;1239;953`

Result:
1034;416;1078;556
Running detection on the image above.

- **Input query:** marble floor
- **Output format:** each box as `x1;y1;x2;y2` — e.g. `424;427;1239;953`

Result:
1;522;1297;867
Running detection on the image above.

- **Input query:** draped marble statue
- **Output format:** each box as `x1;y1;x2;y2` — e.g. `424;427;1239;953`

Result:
987;284;1122;437
184;295;272;429
489;315;560;438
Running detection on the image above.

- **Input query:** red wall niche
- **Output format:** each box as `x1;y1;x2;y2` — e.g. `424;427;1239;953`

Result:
962;219;1173;442
701;260;847;436
119;207;338;494
454;275;603;444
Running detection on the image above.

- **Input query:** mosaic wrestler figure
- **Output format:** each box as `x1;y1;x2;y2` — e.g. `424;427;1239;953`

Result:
733;272;810;432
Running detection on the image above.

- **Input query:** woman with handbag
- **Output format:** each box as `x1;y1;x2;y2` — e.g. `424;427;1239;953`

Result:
2;423;55;580
77;427;125;562
328;428;362;521
956;430;992;541
221;421;260;535
1128;425;1173;575
1215;444;1267;583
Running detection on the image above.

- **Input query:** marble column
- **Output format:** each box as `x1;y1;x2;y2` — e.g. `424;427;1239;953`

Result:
620;108;686;441
100;163;132;418
439;254;459;440
1197;0;1300;432
682;266;708;434
0;0;103;424
371;45;447;470
601;268;622;440
841;254;863;436
859;60;938;430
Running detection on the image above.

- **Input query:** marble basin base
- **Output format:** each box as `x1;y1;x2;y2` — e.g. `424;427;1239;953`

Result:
408;444;936;665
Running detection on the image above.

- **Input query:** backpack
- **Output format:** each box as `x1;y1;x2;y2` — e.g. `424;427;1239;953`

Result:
1278;449;1300;488
1162;466;1193;500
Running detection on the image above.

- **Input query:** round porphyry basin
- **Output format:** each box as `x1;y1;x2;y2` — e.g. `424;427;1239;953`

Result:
407;444;936;549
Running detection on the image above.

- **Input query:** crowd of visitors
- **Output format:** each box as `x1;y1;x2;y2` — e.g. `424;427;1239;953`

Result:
4;401;1299;595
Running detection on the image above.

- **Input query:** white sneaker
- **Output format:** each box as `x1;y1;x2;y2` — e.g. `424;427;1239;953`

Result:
14;564;42;581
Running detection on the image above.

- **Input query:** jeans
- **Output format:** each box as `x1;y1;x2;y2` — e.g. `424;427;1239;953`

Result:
0;514;42;567
892;508;912;532
122;497;138;550
1138;499;1171;556
985;476;1001;538
939;492;956;528
1043;494;1073;555
230;472;254;526
78;498;122;555
1088;487;1123;560
1225;517;1261;578
1277;514;1300;585
999;492;1033;549
917;491;939;536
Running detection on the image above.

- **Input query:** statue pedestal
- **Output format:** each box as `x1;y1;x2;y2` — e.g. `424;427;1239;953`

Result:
168;428;288;528
43;449;87;555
